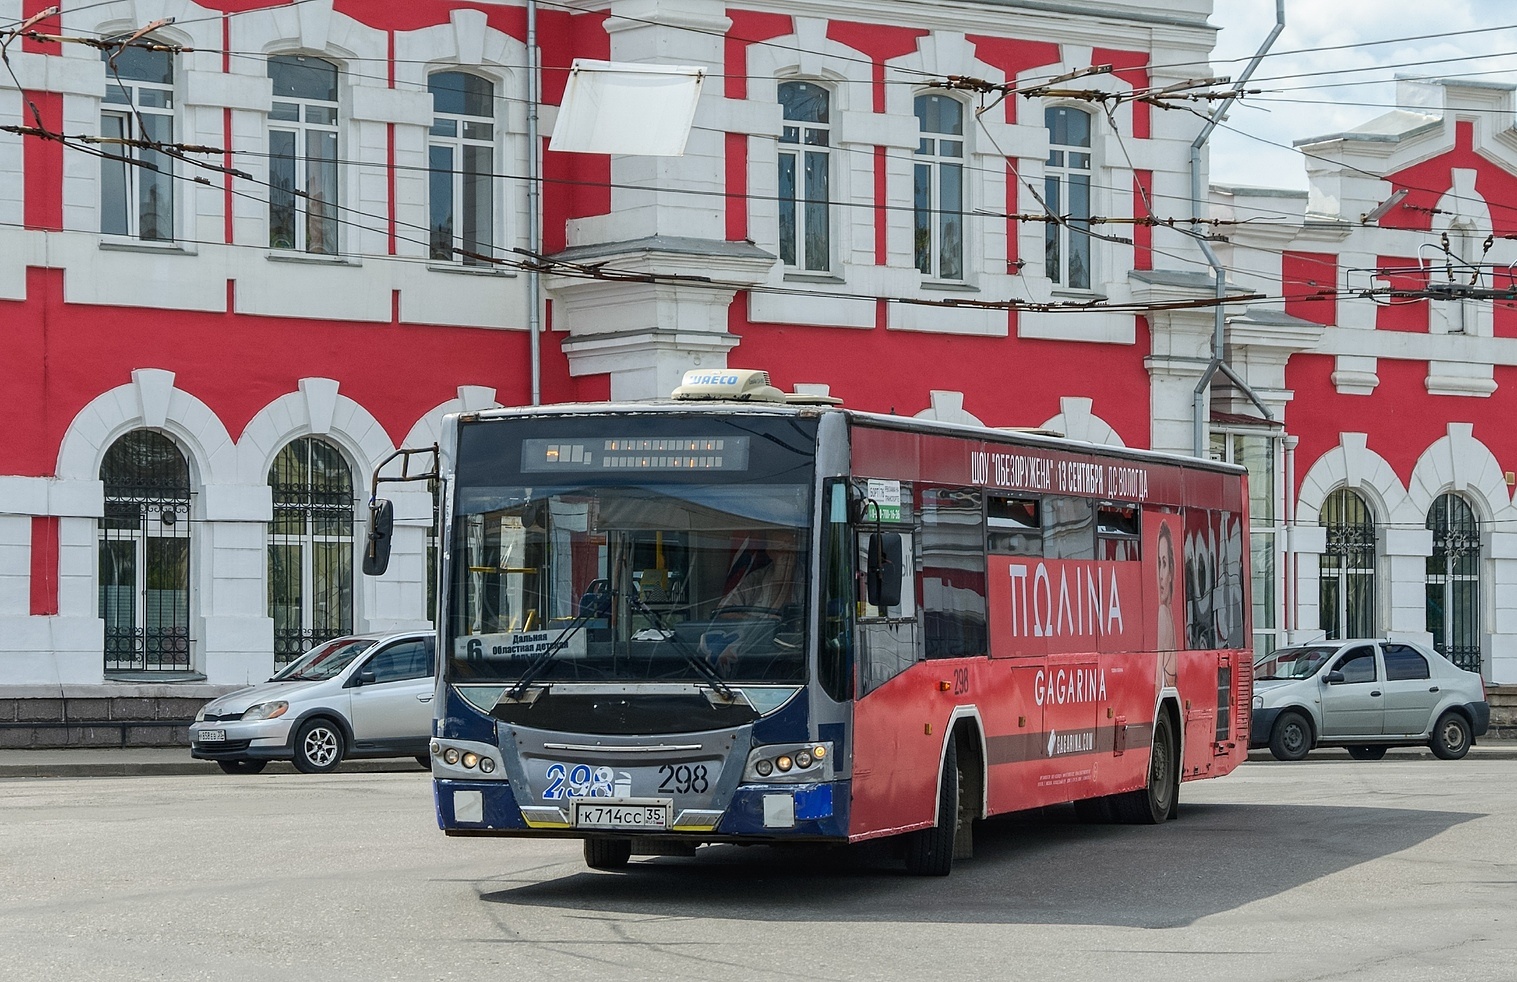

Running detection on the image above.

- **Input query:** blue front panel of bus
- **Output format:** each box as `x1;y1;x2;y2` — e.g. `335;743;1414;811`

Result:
717;783;850;838
434;779;530;831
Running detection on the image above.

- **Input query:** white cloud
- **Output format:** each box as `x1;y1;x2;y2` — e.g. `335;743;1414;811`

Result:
1207;0;1514;189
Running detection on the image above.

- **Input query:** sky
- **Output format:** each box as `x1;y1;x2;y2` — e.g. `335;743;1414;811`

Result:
1206;0;1512;190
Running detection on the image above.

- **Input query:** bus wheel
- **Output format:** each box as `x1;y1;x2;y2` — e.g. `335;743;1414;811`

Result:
584;837;632;871
1114;711;1177;825
904;739;959;876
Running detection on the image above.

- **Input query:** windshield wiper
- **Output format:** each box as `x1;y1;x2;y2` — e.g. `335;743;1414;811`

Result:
505;580;611;701
626;590;737;701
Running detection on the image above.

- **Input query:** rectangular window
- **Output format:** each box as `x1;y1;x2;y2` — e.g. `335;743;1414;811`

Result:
268;55;341;255
1045;106;1092;289
429;72;497;264
778;81;831;272
914;94;965;281
99;50;175;241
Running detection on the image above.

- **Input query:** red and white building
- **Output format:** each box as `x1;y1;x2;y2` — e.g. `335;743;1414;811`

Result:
1;0;1512;735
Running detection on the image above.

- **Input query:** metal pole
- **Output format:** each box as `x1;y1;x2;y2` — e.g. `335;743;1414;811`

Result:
1188;0;1285;456
527;0;542;406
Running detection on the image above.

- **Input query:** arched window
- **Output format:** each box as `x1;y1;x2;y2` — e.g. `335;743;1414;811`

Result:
428;71;496;264
1426;493;1481;672
913;93;964;280
268;55;340;254
100;40;175;240
1320;488;1376;639
269;438;354;664
1044;106;1092;289
777;80;831;272
99;430;191;673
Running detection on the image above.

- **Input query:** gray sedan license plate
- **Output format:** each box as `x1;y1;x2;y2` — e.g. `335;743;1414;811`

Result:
572;799;672;830
198;729;226;743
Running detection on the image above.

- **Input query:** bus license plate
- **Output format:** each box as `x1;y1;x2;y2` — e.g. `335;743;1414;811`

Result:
198;729;226;743
573;799;672;831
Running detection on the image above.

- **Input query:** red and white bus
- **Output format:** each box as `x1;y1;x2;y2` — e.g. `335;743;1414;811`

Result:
370;369;1252;875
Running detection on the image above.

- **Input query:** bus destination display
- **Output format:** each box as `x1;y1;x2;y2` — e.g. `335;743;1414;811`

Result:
521;437;750;473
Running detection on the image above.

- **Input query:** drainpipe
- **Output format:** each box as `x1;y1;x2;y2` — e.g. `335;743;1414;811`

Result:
1284;433;1299;639
1188;0;1284;456
527;0;543;406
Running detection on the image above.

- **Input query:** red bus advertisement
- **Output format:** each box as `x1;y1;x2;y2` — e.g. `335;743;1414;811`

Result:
369;370;1251;875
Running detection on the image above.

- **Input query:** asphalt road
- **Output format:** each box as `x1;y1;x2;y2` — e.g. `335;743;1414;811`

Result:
3;757;1513;982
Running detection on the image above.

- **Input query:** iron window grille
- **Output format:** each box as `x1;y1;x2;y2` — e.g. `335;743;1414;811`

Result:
269;437;354;664
1320;488;1376;640
99;430;193;674
1426;492;1482;673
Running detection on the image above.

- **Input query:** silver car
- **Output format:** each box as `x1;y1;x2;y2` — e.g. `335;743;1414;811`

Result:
1251;638;1490;762
189;632;436;774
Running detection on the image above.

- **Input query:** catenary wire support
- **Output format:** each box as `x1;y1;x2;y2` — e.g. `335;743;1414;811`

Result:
1189;0;1285;458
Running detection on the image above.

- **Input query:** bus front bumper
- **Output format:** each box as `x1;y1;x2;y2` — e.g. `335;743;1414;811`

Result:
434;778;850;841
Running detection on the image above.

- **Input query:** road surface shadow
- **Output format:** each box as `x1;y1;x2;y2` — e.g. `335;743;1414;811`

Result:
478;801;1479;927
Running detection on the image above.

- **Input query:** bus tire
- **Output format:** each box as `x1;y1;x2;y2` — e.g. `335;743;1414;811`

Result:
584;837;632;870
904;739;959;876
1072;795;1113;823
1113;711;1177;825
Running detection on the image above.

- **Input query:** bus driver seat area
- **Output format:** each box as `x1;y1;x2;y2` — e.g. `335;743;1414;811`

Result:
698;532;803;678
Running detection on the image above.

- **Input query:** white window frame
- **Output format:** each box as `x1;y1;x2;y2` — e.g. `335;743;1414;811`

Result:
428;70;498;266
100;41;176;241
1044;105;1094;290
268;54;341;255
777;79;832;273
913;93;966;282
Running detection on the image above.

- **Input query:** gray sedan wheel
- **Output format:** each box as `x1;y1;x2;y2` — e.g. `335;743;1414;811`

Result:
293;718;345;773
1430;711;1472;760
1269;711;1312;762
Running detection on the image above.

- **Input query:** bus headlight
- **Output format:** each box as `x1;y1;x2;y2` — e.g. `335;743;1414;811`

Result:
444;747;461;765
743;743;834;783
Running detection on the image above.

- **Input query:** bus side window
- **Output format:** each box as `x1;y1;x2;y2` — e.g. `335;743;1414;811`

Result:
855;517;918;697
1097;502;1141;561
1043;496;1094;560
988;495;1041;556
920;486;987;659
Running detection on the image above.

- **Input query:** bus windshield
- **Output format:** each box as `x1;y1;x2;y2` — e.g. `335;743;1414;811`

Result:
446;414;818;688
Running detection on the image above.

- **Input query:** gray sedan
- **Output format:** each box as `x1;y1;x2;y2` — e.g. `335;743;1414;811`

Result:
1251;638;1490;761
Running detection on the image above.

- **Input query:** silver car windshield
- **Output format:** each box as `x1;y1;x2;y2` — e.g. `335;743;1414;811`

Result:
274;638;377;681
1254;644;1339;680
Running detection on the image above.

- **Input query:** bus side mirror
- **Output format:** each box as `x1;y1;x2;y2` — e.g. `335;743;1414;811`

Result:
866;532;902;608
363;499;394;576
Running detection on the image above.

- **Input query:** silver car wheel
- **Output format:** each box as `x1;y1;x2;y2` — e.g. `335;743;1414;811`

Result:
293;718;345;773
305;728;338;765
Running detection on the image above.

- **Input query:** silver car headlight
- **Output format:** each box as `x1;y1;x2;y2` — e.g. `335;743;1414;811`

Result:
242;701;289;721
1252;695;1264;710
195;705;208;722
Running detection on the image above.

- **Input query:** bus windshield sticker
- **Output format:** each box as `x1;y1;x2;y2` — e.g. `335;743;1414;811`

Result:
865;479;902;522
